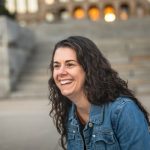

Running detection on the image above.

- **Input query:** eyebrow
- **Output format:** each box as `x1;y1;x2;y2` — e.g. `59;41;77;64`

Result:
53;60;77;63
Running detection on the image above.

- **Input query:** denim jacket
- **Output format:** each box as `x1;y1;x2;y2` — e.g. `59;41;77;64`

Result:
67;97;150;150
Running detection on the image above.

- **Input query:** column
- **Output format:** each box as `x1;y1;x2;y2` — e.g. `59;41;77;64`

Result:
0;17;11;98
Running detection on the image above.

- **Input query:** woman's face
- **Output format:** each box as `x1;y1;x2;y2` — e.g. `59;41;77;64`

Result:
53;47;86;101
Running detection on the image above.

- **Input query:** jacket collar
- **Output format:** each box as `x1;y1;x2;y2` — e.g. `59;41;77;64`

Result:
68;103;104;125
89;104;104;125
68;104;78;126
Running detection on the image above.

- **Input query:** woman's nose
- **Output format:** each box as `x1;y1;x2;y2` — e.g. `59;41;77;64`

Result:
58;66;67;75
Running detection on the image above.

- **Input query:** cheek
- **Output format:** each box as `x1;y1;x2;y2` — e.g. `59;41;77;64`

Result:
77;71;86;85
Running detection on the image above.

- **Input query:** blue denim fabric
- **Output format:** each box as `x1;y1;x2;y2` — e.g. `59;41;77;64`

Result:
67;97;150;150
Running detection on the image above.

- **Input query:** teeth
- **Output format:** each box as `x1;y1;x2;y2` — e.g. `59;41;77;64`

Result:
60;80;72;85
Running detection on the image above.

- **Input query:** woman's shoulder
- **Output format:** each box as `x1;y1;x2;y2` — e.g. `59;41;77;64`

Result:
109;96;144;122
109;96;150;149
110;96;138;111
110;96;147;127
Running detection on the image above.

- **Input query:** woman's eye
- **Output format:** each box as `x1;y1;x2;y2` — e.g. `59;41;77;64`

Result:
53;64;60;69
66;63;75;68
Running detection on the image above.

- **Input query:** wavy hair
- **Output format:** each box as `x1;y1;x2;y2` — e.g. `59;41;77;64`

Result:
48;36;150;150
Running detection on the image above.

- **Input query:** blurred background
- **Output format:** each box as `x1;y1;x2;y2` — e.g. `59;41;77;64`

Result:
0;0;150;150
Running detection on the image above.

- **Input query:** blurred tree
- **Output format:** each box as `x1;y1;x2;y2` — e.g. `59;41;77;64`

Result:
0;0;16;19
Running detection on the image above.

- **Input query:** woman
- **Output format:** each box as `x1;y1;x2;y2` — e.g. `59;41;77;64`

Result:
48;36;150;150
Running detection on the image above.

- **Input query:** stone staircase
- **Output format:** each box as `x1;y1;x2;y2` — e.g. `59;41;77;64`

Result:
10;17;150;105
10;41;52;99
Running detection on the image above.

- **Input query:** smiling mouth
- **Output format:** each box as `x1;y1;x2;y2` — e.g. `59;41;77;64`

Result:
60;80;73;85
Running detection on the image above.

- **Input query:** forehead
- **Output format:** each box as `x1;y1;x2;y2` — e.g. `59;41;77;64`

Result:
53;47;77;61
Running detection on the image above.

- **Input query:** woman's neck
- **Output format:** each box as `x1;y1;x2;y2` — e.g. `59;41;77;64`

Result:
75;98;91;125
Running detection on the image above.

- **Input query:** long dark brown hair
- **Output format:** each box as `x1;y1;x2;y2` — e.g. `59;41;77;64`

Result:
48;36;150;150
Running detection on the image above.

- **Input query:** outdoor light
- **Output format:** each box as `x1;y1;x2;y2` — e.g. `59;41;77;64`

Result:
45;13;54;22
88;7;100;21
73;7;85;19
104;13;116;22
104;6;116;22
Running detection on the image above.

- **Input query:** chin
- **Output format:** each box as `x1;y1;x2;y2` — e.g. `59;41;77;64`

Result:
61;90;73;97
62;92;76;101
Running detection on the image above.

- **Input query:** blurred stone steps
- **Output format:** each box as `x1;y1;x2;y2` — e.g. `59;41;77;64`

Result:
112;63;149;72
19;72;48;79
31;18;150;41
21;68;50;75
9;17;150;100
16;81;48;89
136;84;150;94
17;79;48;87
10;90;49;99
128;79;150;92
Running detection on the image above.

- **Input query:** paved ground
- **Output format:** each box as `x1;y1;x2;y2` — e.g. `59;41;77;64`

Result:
0;98;62;150
0;97;150;150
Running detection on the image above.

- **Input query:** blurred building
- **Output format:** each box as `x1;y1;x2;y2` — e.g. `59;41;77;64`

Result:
4;0;150;23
